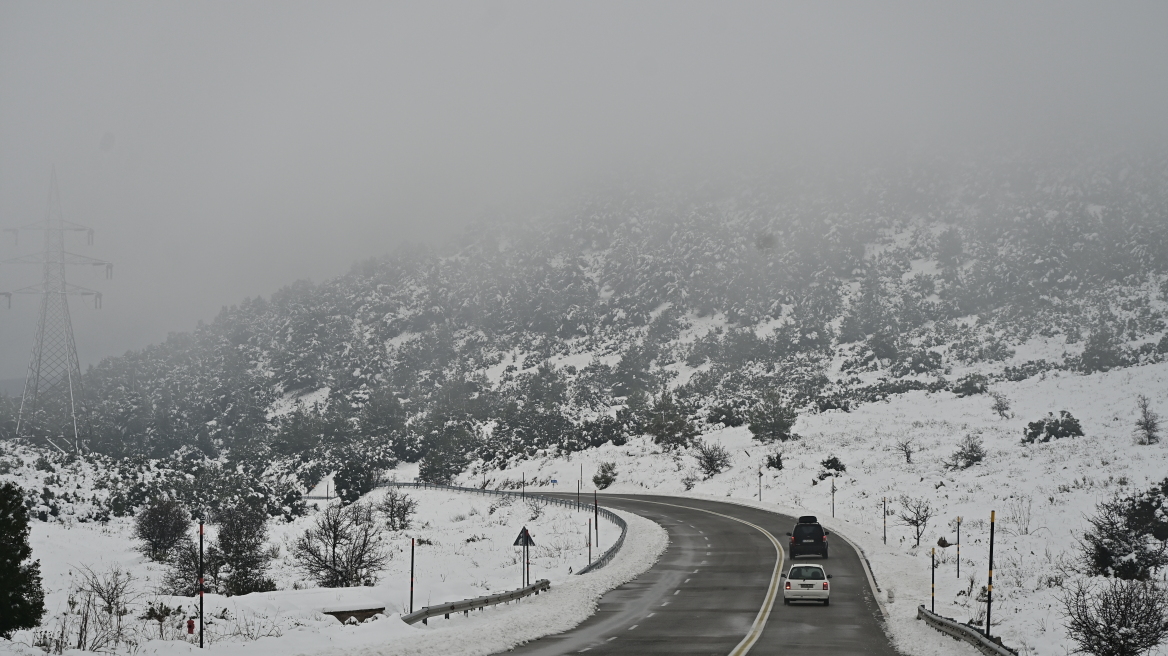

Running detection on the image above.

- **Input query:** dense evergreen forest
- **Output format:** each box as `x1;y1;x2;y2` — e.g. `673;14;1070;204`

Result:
3;151;1167;520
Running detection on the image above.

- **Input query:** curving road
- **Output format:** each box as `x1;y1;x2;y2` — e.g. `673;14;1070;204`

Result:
505;494;900;656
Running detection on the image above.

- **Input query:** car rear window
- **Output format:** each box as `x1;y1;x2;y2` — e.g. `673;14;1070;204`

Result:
789;566;824;580
794;525;823;539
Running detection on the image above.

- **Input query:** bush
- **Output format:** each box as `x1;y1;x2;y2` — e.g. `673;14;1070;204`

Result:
0;482;45;638
816;455;847;481
134;496;191;561
215;502;276;596
693;439;732;478
593;462;617;490
765;452;784;470
947;434;986;470
952;373;989;398
1079;481;1168;581
293;503;388;588
378;488;418;531
1062;577;1168;656
163;536;223;596
990;391;1012;419
1023;411;1085;444
746;391;797;443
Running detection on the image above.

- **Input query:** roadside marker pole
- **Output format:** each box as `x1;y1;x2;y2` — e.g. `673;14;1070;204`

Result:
882;498;887;545
986;510;996;637
758;469;762;502
594;490;599;548
577;479;581;511
198;522;204;649
831;478;836;518
410;538;415;614
587;519;592;565
931;547;935;613
956;517;962;579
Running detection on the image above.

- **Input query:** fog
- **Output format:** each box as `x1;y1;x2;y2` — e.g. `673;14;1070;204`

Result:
2;1;1167;380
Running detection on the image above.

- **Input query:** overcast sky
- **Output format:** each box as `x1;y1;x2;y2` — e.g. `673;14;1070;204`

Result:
2;1;1167;381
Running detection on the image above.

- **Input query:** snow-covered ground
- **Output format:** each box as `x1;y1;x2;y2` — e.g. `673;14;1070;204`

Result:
465;361;1168;656
2;481;664;656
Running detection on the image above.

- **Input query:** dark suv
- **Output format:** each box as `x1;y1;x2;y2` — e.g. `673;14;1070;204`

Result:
786;515;829;559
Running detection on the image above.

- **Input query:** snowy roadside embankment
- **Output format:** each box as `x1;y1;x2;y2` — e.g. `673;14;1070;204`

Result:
126;507;665;656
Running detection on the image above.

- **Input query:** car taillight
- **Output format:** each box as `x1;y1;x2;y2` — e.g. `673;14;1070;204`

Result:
789;536;795;544
785;581;791;590
823;581;829;590
822;535;827;542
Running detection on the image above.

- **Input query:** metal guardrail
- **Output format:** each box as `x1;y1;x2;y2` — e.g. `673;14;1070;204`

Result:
401;579;551;625
380;481;628;576
917;605;1017;656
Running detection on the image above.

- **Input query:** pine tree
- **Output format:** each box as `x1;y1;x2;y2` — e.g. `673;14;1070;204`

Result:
0;482;45;637
646;391;698;450
747;391;798;443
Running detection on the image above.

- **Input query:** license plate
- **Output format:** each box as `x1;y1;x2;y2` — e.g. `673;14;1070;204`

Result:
800;584;813;589
803;539;815;543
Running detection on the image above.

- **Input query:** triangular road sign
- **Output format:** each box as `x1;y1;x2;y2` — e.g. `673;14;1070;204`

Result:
513;526;535;546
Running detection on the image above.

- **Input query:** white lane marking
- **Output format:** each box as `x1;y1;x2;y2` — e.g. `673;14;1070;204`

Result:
628;625;638;630
606;637;617;642
577;649;590;653
685;578;691;583
693;569;700;573
607;497;786;656
661;601;670;606
647;613;655;617
674;589;680;595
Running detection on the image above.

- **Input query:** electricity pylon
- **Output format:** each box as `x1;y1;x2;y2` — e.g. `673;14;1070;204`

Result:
2;169;112;452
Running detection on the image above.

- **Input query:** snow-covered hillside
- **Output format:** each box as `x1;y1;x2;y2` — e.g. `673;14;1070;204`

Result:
468;361;1168;656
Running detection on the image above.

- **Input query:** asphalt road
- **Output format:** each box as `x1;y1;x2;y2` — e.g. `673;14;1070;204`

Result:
505;494;900;656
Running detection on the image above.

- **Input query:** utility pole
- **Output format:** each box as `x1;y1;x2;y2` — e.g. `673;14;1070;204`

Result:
986;510;996;637
3;169;112;452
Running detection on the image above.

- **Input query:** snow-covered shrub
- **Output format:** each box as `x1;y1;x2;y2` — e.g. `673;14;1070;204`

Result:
592;462;617;490
215;502;277;595
1078;481;1168;581
37;565;138;653
765;451;784;470
1023;411;1085;444
163;536;223;595
990;391;1012;419
134;496;192;561
379;488;418;531
816;455;846;481
952;373;989;398
1061;577;1168;656
947;434;986;470
693;439;731;478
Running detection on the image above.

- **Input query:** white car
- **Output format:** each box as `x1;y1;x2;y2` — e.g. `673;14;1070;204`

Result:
782;564;832;605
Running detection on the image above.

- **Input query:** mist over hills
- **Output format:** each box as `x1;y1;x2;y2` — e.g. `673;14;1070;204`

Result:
2;150;1166;511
